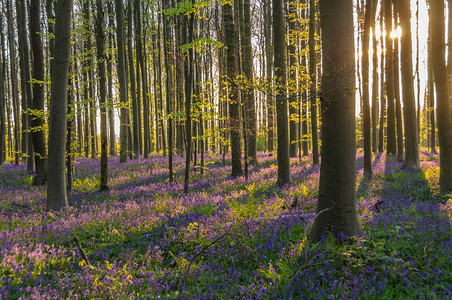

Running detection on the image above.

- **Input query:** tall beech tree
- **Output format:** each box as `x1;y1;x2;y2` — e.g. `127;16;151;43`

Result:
0;12;6;164
273;0;291;185
7;0;20;165
399;0;419;170
224;1;242;178
30;0;47;185
46;0;73;211
431;0;452;193
288;0;298;158
115;0;129;163
96;0;109;191
17;0;33;172
183;9;194;193
127;1;139;159
362;0;373;179
264;0;274;152
162;3;174;182
393;0;404;161
309;0;319;165
310;0;362;241
243;0;257;164
385;0;396;156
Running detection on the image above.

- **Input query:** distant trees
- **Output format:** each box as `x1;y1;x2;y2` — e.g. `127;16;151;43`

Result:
0;0;450;213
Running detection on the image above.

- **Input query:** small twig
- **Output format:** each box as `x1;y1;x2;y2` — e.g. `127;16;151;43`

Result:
423;238;435;259
73;236;91;266
374;200;385;213
12;202;31;210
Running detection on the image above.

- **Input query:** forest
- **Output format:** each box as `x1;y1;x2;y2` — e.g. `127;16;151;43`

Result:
0;0;451;298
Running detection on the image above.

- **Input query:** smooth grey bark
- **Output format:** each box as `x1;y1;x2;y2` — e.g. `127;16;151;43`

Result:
30;0;47;185
310;0;362;241
66;53;73;194
371;0;379;153
427;15;436;154
362;0;374;179
134;0;150;158
242;0;257;164
385;0;396;156
46;0;73;211
115;0;128;163
183;11;194;193
264;0;274;152
378;16;385;154
7;1;20;165
288;0;298;158
393;0;404;161
162;2;174;181
0;13;6;164
126;2;139;159
309;0;319;165
431;0;452;193
17;0;34;171
224;1;242;177
273;0;291;185
107;2;116;156
96;0;109;191
399;0;420;170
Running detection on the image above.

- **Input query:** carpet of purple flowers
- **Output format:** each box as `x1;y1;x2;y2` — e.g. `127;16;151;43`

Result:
0;151;451;299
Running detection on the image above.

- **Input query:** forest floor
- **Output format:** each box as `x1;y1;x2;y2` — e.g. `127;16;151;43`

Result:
0;151;451;299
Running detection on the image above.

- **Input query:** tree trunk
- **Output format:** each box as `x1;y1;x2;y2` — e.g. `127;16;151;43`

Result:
242;0;258;164
156;16;166;156
17;0;34;171
0;13;6;164
162;3;174;181
126;2;139;159
399;0;420;170
427;17;436;154
107;2;116;156
371;1;379;153
264;0;274;152
288;0;298;158
274;0;291;185
362;0;373;178
96;0;109;191
30;0;47;184
309;0;319;165
310;0;362;241
415;0;420;142
46;0;73;211
66;52;74;194
134;0;150;158
183;11;195;193
449;0;452;120
115;0;129;163
431;0;452;193
378;19;385;153
224;1;242;177
7;1;20;165
393;0;404;161
385;0;396;156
